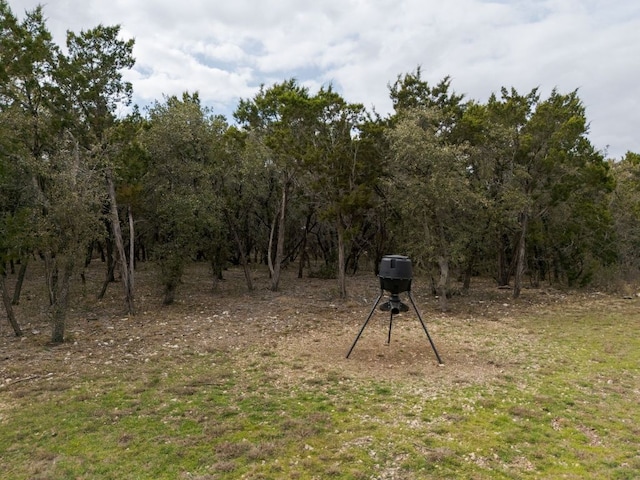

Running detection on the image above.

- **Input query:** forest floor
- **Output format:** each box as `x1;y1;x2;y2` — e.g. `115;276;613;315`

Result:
0;259;603;387
1;260;639;479
0;263;580;385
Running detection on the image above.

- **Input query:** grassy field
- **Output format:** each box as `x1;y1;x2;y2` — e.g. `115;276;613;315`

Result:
1;263;639;479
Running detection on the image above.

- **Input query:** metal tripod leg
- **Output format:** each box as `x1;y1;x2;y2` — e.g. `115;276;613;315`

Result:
407;291;444;365
386;311;394;345
346;292;383;358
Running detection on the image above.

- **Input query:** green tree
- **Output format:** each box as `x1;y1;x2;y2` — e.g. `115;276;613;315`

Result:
58;24;136;313
103;109;148;305
0;3;135;341
480;88;539;291
0;3;67;341
304;86;379;297
610;152;640;281
526;93;615;287
0;2;46;335
219;126;270;291
0;128;28;336
235;79;315;291
388;107;479;311
36;138;107;342
476;87;615;293
57;25;134;142
141;92;225;304
389;68;465;139
387;70;473;310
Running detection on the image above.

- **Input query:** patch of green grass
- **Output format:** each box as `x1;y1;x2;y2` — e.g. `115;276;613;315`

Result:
1;306;639;479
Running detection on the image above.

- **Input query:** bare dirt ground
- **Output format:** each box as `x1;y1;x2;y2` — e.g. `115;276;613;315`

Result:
0;260;625;394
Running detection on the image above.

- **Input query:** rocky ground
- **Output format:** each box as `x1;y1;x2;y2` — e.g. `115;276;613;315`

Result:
0;260;620;395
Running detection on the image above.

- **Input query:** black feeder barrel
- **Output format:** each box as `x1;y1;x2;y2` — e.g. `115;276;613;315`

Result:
378;255;412;294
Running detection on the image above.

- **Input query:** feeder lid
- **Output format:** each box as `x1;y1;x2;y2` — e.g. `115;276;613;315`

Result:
379;255;413;280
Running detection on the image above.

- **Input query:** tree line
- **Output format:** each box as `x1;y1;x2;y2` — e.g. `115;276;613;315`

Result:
2;3;640;342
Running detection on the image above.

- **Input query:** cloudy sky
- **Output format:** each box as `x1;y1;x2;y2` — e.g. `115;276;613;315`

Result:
10;0;640;158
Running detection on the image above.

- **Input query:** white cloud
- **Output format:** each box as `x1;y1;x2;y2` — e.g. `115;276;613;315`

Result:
8;0;640;158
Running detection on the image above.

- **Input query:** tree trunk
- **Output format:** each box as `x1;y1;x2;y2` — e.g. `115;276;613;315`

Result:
96;234;116;298
128;205;135;292
239;253;253;292
105;235;115;282
210;260;220;290
1;270;22;337
298;213;312;279
270;182;288;292
11;259;28;305
106;169;135;315
44;252;57;306
267;213;276;278
97;261;116;300
336;221;347;298
497;233;511;286
163;283;177;305
160;256;183;305
229;219;254;292
513;212;528;299
50;255;74;344
84;241;95;268
462;258;473;294
437;256;450;312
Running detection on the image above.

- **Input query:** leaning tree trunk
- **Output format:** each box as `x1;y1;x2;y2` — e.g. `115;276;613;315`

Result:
106;169;135;315
267;213;276;279
11;259;28;305
97;261;115;300
513;211;528;299
1;269;22;337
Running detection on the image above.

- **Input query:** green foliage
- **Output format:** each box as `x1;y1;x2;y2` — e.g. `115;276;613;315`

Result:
35;143;107;254
235;79;389;294
235;78;315;172
1;0;638;319
388;108;478;264
609;152;640;280
0;1;136;339
140;92;226;302
55;24;134;146
461;86;617;287
389;67;465;128
308;261;337;279
386;72;478;302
